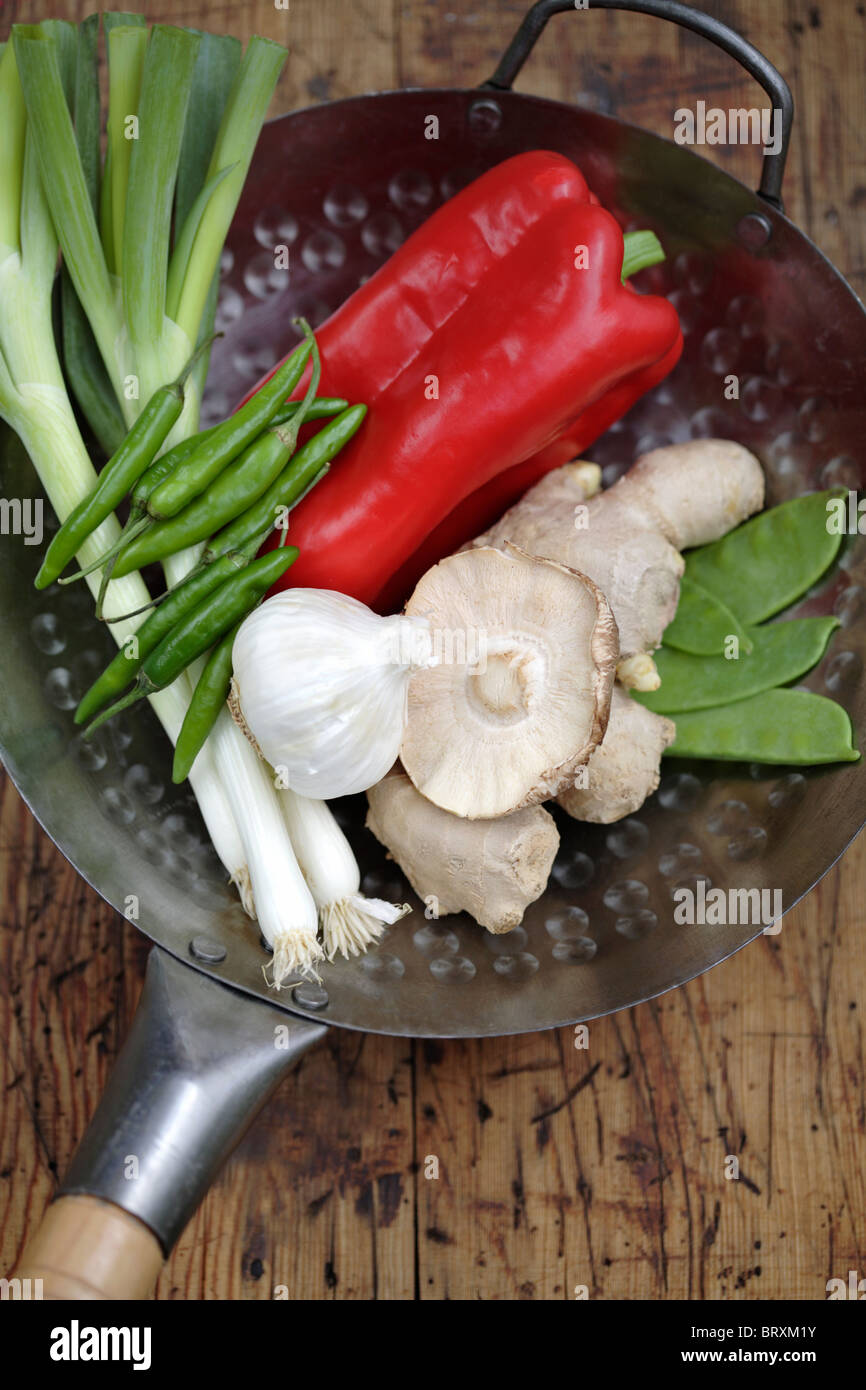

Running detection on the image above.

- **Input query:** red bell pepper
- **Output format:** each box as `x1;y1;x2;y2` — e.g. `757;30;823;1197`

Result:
246;150;681;608
375;334;683;610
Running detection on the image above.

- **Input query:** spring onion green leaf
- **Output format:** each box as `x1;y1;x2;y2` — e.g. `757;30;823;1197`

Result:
1;17;306;963
0;44;27;249
122;26;201;356
175;30;242;229
13;24;122;394
166;163;237;323
61;15;127;456
105;24;148;278
174;36;287;343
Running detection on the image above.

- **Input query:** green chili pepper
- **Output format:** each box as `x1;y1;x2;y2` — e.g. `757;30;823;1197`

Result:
637;616;841;715
664;688;859;764
204;403;367;563
662;575;753;656
134;428;219;507
72;428;227;619
109;429;296;575
130;393;344;521
82;547;298;735
269;396;348;427
134;394;345;513
67;398;347;593
75;551;252;725
35;337;213;589
172;621;241;783
111;334;323;577
685;490;845;625
146;326;314;521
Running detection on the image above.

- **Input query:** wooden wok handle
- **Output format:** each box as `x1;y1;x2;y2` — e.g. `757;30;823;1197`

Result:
14;1195;164;1301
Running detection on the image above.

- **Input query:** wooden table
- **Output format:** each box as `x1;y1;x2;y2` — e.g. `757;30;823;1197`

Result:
2;0;864;1300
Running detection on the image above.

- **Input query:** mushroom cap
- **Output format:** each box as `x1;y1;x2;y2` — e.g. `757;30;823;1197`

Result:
400;543;619;818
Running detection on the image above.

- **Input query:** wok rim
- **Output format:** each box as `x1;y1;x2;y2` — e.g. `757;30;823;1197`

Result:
262;83;866;327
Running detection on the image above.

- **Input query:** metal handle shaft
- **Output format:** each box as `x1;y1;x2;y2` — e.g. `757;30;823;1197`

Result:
57;948;326;1256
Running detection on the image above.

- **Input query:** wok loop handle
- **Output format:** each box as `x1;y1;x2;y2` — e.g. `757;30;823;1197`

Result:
485;0;794;210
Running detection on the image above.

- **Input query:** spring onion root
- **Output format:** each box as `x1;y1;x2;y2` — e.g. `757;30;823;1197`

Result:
279;788;411;960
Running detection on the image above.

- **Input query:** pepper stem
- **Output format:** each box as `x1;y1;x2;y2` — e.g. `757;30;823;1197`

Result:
95;550;118;622
167;330;222;397
81;682;147;738
58;515;152;587
621;230;665;282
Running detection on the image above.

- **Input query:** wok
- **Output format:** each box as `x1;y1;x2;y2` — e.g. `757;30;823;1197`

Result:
7;0;866;1298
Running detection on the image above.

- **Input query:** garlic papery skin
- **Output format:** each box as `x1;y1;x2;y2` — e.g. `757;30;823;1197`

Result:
231;589;435;799
279;788;411;961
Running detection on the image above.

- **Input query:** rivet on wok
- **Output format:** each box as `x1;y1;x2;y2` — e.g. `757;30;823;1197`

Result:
292;981;329;1011
736;212;773;250
468;97;502;134
189;935;227;964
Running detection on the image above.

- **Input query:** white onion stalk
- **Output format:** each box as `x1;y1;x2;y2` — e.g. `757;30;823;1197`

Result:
209;709;323;985
1;30;292;939
0;29;293;922
279;788;411;961
0;277;248;897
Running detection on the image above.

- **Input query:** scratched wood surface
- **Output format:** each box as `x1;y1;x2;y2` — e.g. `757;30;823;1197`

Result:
1;0;864;1301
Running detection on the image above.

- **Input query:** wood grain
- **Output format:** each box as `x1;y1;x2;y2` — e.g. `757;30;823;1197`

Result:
1;0;865;1300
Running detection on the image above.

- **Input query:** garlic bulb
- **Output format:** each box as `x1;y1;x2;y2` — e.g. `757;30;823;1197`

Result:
231;589;434;799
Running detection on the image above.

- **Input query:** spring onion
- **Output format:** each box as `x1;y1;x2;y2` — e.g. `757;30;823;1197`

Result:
280;789;411;962
0;20;295;938
210;709;323;985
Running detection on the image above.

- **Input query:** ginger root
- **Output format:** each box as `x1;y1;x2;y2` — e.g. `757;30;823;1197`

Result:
473;440;764;661
473;441;762;825
366;769;559;934
557;685;675;824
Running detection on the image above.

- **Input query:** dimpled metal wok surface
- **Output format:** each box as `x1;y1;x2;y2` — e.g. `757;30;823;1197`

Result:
2;89;865;1038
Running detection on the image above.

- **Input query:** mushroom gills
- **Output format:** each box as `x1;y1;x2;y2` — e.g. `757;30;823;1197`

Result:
400;543;619;819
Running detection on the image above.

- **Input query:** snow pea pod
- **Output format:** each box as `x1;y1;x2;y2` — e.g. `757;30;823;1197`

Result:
639;617;840;715
664;689;859;765
663;575;752;656
685;490;845;625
